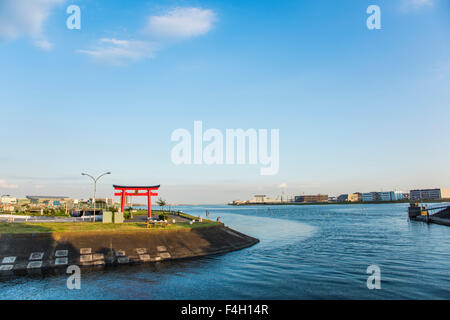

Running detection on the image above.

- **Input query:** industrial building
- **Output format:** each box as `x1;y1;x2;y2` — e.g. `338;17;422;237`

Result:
410;188;450;201
294;194;328;203
253;195;268;203
337;193;361;202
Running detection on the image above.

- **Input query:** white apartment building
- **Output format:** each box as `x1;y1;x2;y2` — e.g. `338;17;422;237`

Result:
362;192;378;202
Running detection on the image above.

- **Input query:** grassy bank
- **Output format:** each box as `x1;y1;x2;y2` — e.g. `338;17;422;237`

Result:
0;221;220;234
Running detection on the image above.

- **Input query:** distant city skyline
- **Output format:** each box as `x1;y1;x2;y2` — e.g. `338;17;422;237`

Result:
1;0;450;203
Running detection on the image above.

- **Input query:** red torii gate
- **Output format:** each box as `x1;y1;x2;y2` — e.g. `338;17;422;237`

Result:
113;185;160;218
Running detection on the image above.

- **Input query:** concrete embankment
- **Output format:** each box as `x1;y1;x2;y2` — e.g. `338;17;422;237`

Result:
411;215;450;226
0;225;259;276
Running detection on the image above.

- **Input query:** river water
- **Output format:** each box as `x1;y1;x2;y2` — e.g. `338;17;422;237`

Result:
1;204;449;299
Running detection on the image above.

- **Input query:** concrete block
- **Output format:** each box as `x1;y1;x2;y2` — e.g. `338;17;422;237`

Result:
80;255;93;263
0;265;14;271
136;248;147;255
114;212;124;224
80;248;91;255
27;261;43;269
55;250;68;257
29;252;44;260
139;254;151;262
2;256;16;264
159;252;171;259
156;246;167;252
93;253;104;260
102;211;113;223
55;258;68;266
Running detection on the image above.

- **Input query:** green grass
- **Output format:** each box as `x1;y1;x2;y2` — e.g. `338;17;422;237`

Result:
132;209;166;215
130;209;215;223
0;221;220;234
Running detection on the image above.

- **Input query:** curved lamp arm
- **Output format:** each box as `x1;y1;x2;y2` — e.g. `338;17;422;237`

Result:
95;171;111;182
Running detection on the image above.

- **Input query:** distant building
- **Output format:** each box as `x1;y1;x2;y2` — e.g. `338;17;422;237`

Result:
92;198;114;208
363;191;409;202
294;194;328;203
337;193;360;202
0;195;17;204
26;196;71;206
253;195;268;203
396;192;410;200
362;192;380;202
250;195;282;203
391;191;409;201
410;188;450;201
380;191;396;201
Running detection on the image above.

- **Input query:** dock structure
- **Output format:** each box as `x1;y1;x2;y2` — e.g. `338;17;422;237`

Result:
408;203;450;226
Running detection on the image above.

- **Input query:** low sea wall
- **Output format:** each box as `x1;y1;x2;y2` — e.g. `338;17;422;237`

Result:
0;225;259;275
411;215;450;226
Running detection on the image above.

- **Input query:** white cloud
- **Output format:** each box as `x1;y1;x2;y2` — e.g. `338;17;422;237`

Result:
79;7;216;65
77;38;158;65
0;179;18;189
144;7;216;40
0;0;64;48
410;0;434;7
401;0;435;11
34;39;53;50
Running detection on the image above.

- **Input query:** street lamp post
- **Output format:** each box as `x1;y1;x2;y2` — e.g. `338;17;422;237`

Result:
81;171;111;222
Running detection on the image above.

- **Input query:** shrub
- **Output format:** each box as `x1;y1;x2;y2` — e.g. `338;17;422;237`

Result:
158;212;169;221
124;210;132;220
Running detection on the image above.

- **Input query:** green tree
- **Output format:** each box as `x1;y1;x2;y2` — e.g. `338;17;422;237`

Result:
156;197;167;213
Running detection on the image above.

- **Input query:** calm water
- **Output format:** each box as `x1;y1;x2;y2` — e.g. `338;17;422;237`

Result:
1;204;450;299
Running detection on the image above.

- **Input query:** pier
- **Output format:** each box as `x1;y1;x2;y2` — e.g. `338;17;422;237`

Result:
408;203;450;226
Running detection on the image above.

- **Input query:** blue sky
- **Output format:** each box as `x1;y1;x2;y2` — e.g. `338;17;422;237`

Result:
1;0;449;203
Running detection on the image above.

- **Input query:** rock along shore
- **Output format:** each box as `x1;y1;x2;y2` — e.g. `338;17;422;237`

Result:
0;225;259;276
